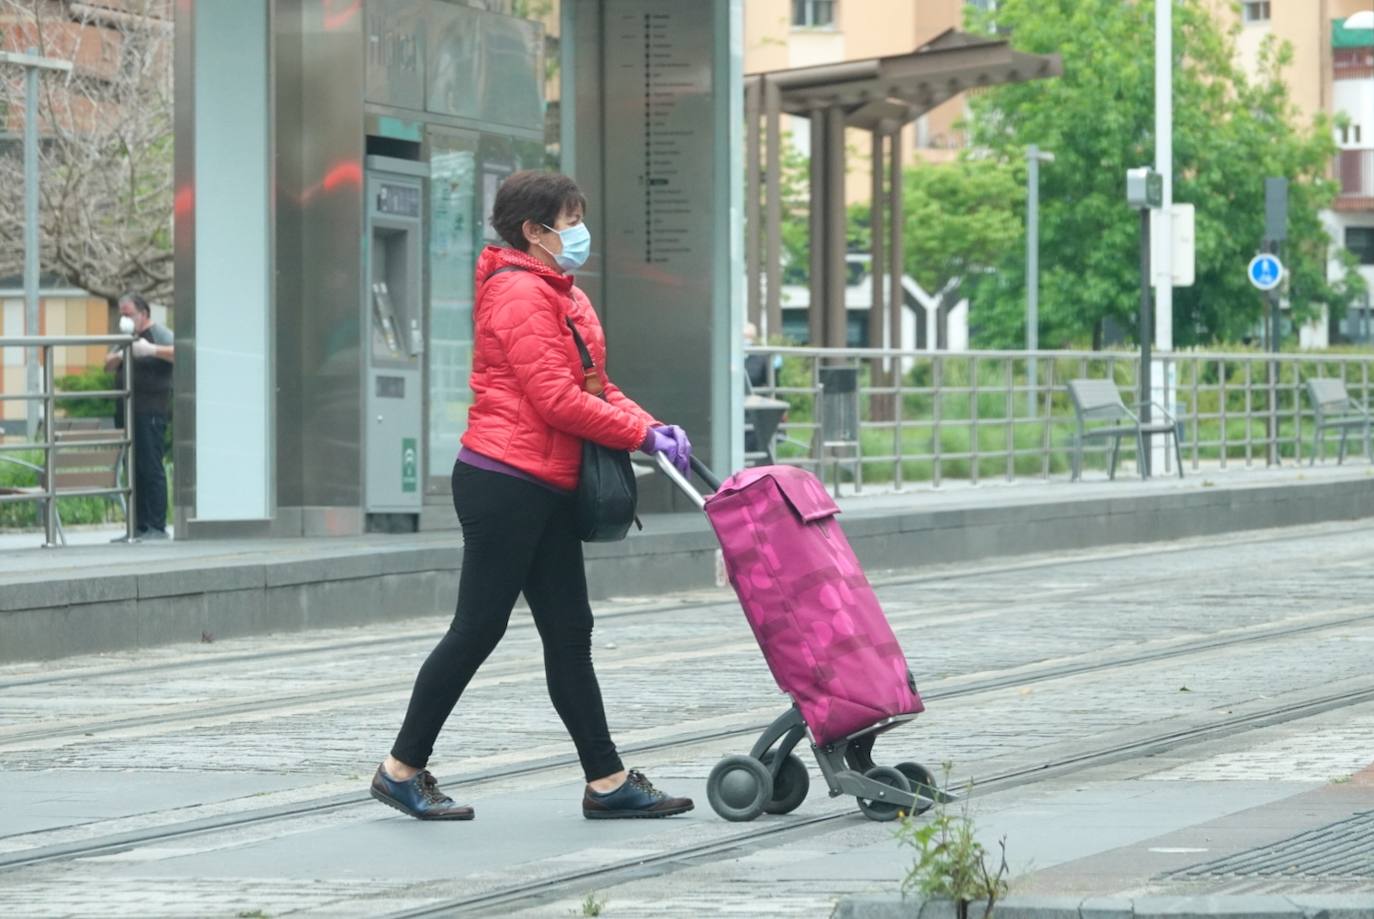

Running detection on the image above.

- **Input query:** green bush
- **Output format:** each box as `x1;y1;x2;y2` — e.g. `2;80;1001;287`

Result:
56;367;118;419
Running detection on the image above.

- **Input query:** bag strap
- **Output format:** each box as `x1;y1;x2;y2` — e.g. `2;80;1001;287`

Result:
483;265;527;284
563;318;596;372
482;264;604;390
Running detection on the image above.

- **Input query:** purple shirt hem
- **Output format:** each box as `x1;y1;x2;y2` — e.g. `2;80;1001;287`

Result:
457;447;573;495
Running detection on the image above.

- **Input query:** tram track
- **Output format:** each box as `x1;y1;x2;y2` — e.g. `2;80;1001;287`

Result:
383;679;1374;918
0;596;1364;749
5;552;1373;748
1;604;1370;873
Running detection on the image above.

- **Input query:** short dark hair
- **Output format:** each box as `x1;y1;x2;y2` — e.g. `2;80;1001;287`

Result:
490;171;587;252
119;292;150;317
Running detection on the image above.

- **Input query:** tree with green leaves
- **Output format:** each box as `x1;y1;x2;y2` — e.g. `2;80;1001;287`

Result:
847;157;1021;345
963;0;1364;349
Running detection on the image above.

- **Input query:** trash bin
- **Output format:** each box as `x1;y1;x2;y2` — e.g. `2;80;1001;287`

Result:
817;366;861;496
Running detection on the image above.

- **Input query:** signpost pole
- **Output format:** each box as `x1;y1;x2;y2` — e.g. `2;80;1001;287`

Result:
1247;251;1284;467
1138;208;1153;478
1267;241;1280;467
0;50;75;438
1263;178;1287;468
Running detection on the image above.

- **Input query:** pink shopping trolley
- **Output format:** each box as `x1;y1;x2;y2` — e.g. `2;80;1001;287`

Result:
655;454;943;822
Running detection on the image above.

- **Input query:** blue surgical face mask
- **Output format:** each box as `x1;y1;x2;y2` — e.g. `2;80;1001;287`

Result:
540;222;591;273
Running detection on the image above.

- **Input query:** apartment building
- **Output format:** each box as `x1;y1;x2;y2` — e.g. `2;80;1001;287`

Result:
744;0;974;203
1208;0;1373;343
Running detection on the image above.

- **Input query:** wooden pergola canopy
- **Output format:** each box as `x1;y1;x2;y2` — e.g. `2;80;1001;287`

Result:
743;29;1062;351
750;29;1062;129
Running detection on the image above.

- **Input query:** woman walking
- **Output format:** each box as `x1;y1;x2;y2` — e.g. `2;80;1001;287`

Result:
371;171;695;821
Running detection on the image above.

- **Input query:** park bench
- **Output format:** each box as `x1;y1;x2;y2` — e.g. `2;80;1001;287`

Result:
1066;378;1183;481
0;421;127;544
1305;377;1371;465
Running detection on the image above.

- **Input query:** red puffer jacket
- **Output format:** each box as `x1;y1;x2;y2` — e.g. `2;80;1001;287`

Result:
461;245;659;491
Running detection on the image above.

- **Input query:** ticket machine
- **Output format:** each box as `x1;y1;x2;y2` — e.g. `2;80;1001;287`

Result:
363;156;427;526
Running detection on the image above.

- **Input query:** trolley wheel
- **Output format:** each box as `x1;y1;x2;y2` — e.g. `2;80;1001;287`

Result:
894;761;938;815
760;751;810;815
707;754;774;822
856;765;912;822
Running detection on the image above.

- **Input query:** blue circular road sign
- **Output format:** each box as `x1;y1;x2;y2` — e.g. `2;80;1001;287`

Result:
1248;253;1284;291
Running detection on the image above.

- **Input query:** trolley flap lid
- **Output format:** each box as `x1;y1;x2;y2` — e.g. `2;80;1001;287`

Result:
712;465;840;523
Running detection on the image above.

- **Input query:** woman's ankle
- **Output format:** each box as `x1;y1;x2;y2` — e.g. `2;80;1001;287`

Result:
587;769;627;794
383;754;420;782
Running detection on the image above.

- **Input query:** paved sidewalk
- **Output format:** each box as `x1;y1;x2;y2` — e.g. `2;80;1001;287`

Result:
2;518;1374;916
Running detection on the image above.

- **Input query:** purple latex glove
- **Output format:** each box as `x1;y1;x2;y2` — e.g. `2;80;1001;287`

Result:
640;424;692;474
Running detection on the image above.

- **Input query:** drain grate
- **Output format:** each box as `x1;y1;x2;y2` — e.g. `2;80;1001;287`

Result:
1166;810;1374;880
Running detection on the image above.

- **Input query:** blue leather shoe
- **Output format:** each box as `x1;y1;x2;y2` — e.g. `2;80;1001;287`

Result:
583;769;694;819
370;764;474;820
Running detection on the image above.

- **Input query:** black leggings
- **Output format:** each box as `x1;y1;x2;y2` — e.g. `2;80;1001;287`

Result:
390;461;624;782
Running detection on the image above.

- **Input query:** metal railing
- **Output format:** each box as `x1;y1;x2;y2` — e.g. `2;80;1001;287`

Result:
745;346;1374;489
0;334;135;546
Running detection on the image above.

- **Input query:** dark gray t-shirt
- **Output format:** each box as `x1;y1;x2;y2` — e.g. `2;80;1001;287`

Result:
131;323;174;417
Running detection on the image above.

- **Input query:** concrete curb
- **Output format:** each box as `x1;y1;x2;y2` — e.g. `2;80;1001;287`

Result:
6;472;1374;662
833;894;1374;919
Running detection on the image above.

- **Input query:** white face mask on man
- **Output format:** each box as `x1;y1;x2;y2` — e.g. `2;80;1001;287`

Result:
119;316;136;335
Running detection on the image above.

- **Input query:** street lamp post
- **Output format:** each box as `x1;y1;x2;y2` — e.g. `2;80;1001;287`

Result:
0;49;73;439
1127;166;1163;477
1153;0;1175;474
1026;145;1054;417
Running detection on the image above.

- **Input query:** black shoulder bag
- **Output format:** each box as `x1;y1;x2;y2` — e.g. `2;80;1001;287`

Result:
483;265;639;542
563;318;640;542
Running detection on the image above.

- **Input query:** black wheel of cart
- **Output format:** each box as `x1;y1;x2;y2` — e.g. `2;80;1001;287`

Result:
707;755;774;822
856;765;912;822
894;761;938;815
760;751;810;815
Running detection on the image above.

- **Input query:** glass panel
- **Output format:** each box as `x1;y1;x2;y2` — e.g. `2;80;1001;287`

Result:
478;132;516;244
195;0;270;519
426;128;479;483
428;1;545;131
365;0;425;111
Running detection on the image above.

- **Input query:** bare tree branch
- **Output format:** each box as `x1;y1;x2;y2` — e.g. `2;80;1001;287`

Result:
0;0;173;304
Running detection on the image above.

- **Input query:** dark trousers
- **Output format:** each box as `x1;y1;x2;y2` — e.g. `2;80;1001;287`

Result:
132;413;168;533
390;461;624;782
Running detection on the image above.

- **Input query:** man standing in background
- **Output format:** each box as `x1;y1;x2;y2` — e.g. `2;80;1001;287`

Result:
105;292;174;541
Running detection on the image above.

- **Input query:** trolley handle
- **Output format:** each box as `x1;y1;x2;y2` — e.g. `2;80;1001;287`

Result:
653;453;722;511
690;455;722;491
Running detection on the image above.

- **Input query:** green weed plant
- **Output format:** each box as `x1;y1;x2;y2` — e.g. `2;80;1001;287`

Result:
894;766;1008;919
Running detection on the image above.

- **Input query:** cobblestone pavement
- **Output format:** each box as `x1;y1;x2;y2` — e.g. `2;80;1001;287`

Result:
2;520;1374;916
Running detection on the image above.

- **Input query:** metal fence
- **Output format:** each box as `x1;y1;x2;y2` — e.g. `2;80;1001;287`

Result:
745;346;1374;489
0;334;135;545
